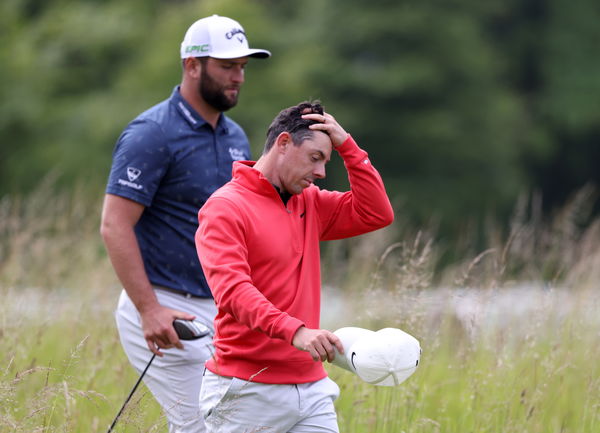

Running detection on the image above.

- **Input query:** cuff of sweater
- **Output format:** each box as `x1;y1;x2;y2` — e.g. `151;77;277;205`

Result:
275;315;306;344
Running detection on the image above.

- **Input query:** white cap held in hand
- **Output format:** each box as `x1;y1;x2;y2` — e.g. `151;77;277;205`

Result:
332;327;421;386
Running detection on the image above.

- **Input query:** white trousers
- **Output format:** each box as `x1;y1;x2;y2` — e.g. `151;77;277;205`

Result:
115;288;216;433
199;370;340;433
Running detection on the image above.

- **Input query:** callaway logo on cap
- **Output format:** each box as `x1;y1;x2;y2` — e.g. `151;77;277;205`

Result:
181;15;271;59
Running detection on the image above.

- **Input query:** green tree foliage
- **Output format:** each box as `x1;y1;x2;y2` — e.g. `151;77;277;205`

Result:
289;0;528;227
529;0;600;210
0;0;161;191
1;0;598;234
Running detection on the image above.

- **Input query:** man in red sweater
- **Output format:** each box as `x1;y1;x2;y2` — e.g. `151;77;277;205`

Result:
195;101;394;432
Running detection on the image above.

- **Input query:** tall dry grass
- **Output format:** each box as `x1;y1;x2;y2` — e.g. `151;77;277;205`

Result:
1;182;599;431
0;174;115;291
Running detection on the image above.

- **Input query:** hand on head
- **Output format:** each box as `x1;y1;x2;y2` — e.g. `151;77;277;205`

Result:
302;112;349;148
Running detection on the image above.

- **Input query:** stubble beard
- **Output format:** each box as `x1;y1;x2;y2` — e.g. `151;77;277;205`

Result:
199;68;239;112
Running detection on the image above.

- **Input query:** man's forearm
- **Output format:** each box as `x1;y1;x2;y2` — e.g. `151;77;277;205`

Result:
102;225;159;314
319;136;394;240
339;136;393;222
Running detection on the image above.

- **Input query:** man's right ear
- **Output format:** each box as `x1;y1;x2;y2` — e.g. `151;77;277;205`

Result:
184;57;202;78
274;132;292;154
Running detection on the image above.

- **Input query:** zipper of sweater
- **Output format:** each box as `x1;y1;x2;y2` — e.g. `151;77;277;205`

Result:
279;200;291;214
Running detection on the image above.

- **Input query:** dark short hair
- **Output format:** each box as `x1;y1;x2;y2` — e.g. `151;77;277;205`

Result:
263;101;324;153
181;56;208;69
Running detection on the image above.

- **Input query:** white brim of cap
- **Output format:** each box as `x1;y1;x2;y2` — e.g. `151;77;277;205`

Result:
182;48;271;59
367;365;418;386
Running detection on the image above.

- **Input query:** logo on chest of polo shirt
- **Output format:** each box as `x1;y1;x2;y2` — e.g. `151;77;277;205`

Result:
228;147;246;161
117;166;143;190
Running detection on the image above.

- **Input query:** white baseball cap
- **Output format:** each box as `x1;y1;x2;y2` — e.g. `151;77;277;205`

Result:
181;15;271;59
332;327;421;387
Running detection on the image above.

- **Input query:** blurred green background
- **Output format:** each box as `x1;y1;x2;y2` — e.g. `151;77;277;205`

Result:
1;0;599;238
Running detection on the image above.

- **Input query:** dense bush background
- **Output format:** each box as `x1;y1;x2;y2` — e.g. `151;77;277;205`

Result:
1;0;599;238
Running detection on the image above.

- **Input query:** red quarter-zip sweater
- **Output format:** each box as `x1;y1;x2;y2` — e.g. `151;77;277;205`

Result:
195;136;393;384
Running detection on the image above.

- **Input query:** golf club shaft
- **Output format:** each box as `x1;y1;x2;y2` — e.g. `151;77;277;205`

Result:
107;353;156;433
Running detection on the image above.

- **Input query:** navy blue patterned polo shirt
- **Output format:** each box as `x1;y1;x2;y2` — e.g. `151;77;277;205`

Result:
106;86;251;297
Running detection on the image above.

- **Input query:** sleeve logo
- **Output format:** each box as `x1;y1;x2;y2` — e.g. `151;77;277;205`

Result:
127;167;141;181
117;166;143;190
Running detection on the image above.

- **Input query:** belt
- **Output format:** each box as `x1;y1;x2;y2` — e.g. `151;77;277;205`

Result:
153;285;206;299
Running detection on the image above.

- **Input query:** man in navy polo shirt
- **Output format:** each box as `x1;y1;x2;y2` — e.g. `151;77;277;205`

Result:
100;15;270;432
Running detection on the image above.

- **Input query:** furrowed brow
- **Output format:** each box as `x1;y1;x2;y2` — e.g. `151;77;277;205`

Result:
315;150;330;163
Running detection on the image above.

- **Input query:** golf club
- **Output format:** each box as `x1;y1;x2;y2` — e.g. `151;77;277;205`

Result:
106;319;211;433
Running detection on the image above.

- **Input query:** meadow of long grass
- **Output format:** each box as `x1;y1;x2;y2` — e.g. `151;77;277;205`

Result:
1;183;599;432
